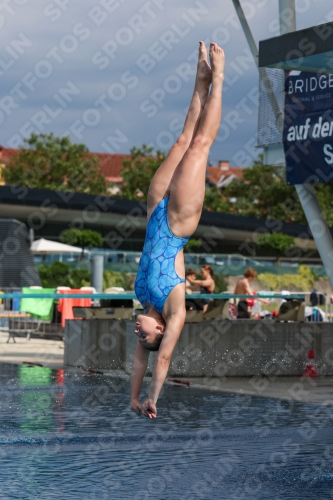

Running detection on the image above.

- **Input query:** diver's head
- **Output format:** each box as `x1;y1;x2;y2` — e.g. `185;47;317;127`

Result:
134;311;166;351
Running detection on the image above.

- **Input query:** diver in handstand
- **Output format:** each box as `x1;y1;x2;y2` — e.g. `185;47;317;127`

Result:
131;41;225;418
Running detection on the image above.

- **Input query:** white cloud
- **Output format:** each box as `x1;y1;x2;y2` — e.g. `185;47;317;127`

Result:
1;0;333;166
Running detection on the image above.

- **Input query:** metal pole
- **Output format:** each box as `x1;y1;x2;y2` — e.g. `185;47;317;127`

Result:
295;184;333;286
279;0;296;34
90;254;104;293
278;0;333;291
28;227;34;246
231;0;258;64
231;0;283;127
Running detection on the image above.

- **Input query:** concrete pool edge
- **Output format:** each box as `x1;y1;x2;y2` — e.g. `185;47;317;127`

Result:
2;357;332;407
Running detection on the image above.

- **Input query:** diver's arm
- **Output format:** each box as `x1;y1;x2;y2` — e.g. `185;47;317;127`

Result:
142;310;186;418
130;341;150;415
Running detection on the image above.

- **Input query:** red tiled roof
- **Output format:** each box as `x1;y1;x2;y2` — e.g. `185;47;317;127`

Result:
225;167;243;178
0;145;243;187
206;166;243;185
207;167;223;184
0;146;131;184
0;147;19;162
90;153;131;182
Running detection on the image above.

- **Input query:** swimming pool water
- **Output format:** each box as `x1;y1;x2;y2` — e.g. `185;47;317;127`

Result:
1;363;333;499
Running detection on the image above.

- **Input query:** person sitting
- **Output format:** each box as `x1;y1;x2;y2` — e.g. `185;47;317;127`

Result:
186;265;215;312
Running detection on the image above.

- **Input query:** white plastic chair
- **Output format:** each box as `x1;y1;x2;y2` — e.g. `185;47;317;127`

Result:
80;287;98;306
103;287;125;294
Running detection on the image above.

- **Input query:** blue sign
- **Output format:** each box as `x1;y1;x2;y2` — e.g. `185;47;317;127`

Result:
283;70;333;185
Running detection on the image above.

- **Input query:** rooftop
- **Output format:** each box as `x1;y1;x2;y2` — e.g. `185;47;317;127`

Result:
0;146;243;188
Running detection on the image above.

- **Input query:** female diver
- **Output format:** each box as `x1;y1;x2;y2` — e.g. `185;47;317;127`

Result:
131;41;224;418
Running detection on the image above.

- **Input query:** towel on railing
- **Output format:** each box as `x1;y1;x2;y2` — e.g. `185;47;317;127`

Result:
20;288;56;321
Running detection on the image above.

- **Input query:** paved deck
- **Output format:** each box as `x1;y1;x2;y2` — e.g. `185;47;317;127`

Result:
0;332;64;369
1;332;332;405
176;375;333;405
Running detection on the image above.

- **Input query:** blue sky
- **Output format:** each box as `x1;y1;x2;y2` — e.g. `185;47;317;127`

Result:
1;0;333;166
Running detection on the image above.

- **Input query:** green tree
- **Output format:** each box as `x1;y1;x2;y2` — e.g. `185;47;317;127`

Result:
204;186;229;212
118;147;333;229
223;154;333;227
315;183;333;227
38;262;90;288
223;155;306;222
61;229;104;260
258;265;315;291
38;262;133;290
184;238;202;252
5;133;107;194
103;270;132;290
256;232;295;266
119;144;165;201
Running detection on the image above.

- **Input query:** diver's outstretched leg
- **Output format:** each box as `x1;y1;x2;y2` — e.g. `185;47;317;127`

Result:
147;41;211;218
168;42;225;237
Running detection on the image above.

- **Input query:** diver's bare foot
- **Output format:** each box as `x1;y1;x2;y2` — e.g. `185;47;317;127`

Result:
196;41;212;86
209;42;225;80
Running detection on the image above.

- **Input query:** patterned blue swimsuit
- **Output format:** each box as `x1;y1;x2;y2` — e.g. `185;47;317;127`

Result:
134;197;189;314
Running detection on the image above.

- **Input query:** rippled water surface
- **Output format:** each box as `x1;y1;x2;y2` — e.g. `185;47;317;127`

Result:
1;363;333;499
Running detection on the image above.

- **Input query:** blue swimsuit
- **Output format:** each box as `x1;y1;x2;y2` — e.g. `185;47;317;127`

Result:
134;197;189;314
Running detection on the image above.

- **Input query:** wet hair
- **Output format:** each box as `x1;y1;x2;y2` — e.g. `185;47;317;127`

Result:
185;268;197;277
201;265;215;280
244;267;258;279
144;333;164;352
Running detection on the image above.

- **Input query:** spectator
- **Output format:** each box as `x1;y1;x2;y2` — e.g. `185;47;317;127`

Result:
310;290;318;307
187;265;215;313
234;268;269;319
185;268;201;312
185;268;200;295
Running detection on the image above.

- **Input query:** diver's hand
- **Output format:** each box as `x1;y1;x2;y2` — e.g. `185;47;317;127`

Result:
130;398;143;416
142;398;157;419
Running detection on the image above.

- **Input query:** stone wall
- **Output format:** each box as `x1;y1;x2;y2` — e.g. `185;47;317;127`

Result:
64;319;127;371
64;319;333;377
